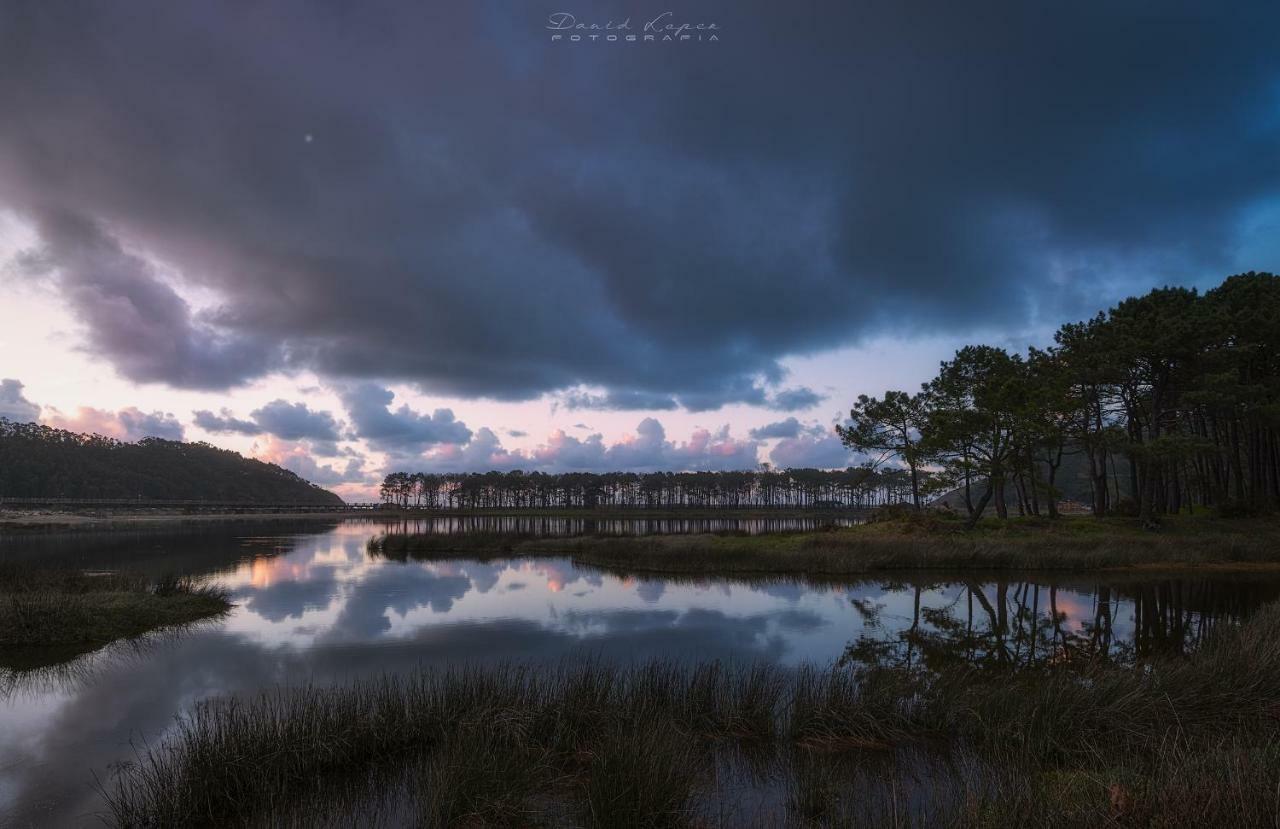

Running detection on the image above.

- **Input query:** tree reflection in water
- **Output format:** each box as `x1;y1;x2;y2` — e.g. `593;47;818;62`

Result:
840;577;1280;674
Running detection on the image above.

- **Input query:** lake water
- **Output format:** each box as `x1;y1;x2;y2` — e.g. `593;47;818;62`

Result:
2;519;1278;826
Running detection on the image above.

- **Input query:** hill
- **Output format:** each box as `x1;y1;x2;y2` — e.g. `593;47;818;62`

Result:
931;449;1135;516
0;419;343;505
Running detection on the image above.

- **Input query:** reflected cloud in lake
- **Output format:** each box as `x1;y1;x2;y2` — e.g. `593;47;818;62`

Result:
3;519;1279;826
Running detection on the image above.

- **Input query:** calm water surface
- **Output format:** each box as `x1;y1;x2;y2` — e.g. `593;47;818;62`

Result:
2;519;1277;826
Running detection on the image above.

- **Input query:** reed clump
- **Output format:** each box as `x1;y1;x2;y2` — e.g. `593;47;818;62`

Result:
0;564;230;664
369;530;542;560
366;515;1280;577
103;601;1280;827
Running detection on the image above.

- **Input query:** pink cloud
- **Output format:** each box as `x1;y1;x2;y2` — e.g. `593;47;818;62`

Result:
415;418;759;473
251;435;369;490
43;405;184;441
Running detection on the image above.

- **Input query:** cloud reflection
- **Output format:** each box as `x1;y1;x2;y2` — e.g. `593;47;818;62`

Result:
5;522;1278;827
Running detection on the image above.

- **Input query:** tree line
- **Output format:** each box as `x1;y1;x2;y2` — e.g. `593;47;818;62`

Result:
378;468;917;510
381;272;1278;523
840;272;1280;526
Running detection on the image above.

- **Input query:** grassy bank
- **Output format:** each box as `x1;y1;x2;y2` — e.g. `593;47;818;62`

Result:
368;514;1280;576
0;566;231;668
0;509;357;532
102;599;1280;827
0;506;863;533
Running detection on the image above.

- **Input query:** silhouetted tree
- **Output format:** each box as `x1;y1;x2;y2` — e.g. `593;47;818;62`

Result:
836;391;931;508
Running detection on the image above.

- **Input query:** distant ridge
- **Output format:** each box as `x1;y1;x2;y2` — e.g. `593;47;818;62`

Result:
0;419;343;505
930;449;1134;516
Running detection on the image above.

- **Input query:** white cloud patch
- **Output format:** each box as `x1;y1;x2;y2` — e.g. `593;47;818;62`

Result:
415;417;760;473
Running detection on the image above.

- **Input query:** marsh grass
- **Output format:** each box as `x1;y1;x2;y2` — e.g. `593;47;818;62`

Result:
367;515;1280;578
0;564;231;666
369;530;543;560
102;601;1280;827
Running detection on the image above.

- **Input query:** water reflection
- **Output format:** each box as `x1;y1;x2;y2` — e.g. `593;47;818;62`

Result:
372;514;862;537
1;520;1278;826
838;577;1280;677
0;515;850;576
0;520;332;577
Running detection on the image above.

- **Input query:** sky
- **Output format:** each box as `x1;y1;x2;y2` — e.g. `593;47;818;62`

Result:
2;2;1279;500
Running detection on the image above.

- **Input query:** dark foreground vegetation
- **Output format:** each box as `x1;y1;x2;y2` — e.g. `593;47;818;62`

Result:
367;513;1280;577
0;419;342;504
0;566;231;669
103;600;1280;827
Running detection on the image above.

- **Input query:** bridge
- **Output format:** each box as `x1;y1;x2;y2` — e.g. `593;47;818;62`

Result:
0;497;380;513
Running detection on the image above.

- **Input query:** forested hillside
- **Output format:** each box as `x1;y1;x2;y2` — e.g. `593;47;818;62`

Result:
0;420;343;504
930;448;1135;515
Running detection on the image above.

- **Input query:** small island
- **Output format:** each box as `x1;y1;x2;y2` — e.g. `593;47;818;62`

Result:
367;511;1280;576
0;566;231;670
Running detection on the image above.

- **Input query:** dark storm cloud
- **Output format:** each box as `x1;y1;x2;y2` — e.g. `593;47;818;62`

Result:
193;408;263;436
3;2;1280;402
18;211;278;389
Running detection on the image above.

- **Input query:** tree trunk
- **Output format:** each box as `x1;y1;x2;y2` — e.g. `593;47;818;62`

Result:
967;480;995;529
1046;461;1060;519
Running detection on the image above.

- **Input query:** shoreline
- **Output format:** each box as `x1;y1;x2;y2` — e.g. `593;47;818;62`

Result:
0;510;364;532
0;568;233;670
6;508;1279;576
0;506;868;533
367;515;1280;576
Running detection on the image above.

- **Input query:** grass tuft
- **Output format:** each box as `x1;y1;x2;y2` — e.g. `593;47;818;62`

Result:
367;515;1280;578
0;564;231;668
101;600;1280;826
